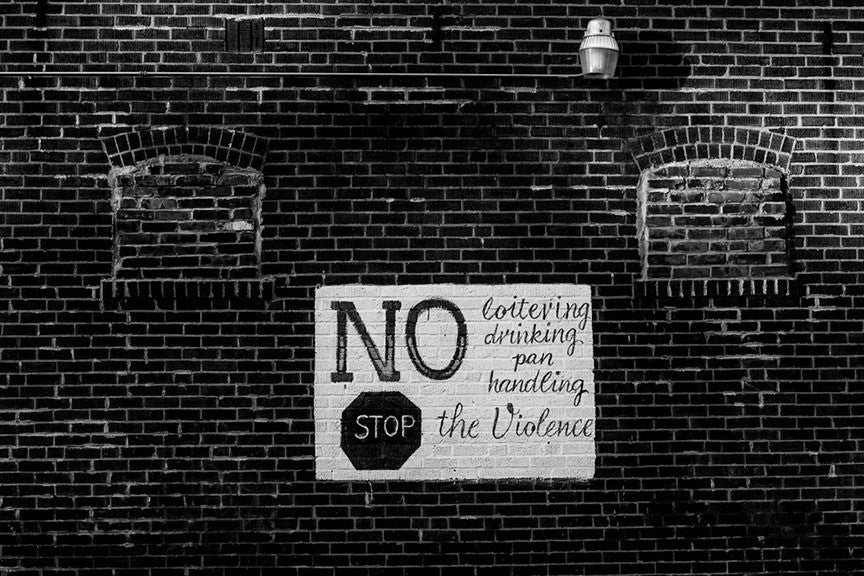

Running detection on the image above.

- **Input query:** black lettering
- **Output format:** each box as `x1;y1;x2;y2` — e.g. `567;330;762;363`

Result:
330;300;401;382
404;298;467;380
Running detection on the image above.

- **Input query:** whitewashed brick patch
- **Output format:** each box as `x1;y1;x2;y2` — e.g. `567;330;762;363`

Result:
314;284;596;481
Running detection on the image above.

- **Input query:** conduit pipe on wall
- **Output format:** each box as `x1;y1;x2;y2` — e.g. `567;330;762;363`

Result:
0;72;604;78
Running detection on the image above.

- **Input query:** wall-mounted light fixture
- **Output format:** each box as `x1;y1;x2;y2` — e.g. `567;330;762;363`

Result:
579;19;619;79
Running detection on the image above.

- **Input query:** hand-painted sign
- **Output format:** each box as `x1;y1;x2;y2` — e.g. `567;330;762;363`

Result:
314;285;595;481
340;391;422;470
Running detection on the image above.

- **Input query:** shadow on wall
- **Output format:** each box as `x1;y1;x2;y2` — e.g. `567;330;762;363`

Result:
618;30;693;91
592;31;694;138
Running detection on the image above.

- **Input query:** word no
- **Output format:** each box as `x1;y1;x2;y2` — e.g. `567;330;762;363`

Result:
330;299;467;382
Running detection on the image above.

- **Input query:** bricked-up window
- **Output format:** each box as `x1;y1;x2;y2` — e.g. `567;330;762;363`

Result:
639;160;792;280
111;156;263;280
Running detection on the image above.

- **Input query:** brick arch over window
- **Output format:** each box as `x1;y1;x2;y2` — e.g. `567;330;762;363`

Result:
626;126;796;173
101;126;268;171
100;128;273;306
625;127;799;298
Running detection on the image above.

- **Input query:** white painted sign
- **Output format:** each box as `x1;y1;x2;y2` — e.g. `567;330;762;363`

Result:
314;284;595;480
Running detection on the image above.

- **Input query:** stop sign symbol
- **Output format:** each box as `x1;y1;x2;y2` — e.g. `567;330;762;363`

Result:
341;391;422;470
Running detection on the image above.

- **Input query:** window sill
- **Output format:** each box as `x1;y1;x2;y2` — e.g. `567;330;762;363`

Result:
635;277;799;302
101;278;274;309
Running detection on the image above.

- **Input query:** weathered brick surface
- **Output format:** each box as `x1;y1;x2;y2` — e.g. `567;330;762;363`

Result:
0;1;862;575
113;158;263;280
643;162;790;280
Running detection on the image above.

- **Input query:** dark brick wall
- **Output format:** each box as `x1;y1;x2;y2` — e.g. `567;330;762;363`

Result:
642;163;790;280
113;158;263;280
0;1;863;575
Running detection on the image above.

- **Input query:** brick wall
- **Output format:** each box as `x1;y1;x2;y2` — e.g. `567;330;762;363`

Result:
0;1;863;575
641;162;790;280
112;157;263;280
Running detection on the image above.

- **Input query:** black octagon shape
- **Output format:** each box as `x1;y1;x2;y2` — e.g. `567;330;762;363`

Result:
341;391;422;470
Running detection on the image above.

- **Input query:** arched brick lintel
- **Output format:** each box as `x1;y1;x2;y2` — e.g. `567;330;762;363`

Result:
626;126;797;173
101;126;269;171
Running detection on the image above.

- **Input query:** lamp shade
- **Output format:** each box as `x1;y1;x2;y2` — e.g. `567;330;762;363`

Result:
579;18;619;79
